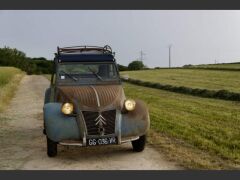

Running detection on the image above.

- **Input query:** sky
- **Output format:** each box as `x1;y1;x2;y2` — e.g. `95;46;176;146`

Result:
1;10;240;68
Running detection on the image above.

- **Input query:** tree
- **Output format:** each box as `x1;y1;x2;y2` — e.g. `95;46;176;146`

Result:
0;46;53;74
32;57;47;61
117;64;128;71
128;60;144;70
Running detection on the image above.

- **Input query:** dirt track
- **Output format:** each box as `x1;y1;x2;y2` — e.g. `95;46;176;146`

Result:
0;75;180;170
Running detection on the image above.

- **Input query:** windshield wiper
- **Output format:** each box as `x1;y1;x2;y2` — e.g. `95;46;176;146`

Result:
59;70;78;81
88;67;103;81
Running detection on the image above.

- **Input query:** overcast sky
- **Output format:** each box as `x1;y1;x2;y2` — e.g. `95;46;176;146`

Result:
1;10;240;67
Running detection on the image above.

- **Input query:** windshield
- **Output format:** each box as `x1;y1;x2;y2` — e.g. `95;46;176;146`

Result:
57;62;120;85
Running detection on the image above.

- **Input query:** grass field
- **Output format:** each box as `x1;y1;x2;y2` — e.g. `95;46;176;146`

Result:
0;67;25;112
121;69;240;93
187;62;240;70
124;83;240;169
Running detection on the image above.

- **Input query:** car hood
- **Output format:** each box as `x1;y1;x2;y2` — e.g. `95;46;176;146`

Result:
56;85;125;111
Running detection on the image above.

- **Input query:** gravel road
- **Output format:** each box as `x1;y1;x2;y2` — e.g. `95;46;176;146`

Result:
0;75;180;170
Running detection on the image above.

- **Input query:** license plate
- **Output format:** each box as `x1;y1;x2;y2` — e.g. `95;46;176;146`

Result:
87;137;118;146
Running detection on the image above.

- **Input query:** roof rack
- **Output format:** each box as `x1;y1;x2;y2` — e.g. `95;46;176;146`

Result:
57;45;113;55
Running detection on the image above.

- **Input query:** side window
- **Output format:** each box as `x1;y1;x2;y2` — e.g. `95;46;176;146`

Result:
110;64;117;78
109;65;113;77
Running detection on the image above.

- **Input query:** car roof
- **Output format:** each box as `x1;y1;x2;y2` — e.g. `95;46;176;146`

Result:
55;45;115;62
56;54;115;63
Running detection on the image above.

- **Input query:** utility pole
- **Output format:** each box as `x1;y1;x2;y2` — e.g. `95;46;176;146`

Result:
140;50;146;62
168;44;172;68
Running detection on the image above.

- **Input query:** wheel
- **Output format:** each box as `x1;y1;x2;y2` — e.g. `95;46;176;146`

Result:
47;137;57;157
131;135;146;152
44;88;51;104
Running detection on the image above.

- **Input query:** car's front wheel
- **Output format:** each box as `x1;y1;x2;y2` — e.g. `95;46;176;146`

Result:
131;135;146;152
47;137;57;157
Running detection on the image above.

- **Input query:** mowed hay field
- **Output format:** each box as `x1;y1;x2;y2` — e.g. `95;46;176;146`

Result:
189;63;240;70
121;69;240;93
124;83;240;169
0;67;25;112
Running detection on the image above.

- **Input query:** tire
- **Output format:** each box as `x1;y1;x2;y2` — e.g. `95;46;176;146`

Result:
131;135;146;152
43;129;46;135
43;88;51;136
47;137;57;157
44;88;51;104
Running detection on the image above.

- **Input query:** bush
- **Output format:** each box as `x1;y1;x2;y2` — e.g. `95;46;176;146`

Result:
128;60;144;70
117;64;128;71
183;64;193;68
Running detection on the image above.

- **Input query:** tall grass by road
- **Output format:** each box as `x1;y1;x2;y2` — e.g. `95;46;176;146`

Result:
121;69;240;93
124;83;240;169
0;67;25;112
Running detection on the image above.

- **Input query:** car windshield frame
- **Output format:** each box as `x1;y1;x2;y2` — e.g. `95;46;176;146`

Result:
56;61;121;86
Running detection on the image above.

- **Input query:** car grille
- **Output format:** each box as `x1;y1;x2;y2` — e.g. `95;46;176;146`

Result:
82;110;116;135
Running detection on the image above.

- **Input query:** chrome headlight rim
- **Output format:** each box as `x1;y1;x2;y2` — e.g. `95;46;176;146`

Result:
124;99;136;112
61;102;74;115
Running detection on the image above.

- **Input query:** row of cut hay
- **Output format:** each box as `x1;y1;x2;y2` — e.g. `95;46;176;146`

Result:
183;67;240;71
121;78;240;102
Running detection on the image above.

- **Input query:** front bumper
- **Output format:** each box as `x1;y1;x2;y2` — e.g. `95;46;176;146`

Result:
59;136;140;146
43;102;149;145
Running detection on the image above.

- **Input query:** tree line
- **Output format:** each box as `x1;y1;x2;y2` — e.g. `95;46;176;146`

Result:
0;47;149;74
0;47;53;75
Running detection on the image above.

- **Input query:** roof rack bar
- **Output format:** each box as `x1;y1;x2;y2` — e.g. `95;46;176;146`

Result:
61;45;103;49
57;45;113;55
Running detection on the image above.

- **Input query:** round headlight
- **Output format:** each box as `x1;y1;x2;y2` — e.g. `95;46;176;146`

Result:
61;103;74;115
124;99;136;111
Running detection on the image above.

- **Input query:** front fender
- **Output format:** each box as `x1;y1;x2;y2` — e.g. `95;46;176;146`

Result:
121;99;150;137
44;103;80;142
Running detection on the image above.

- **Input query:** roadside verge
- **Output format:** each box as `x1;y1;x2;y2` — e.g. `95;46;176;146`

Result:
0;67;25;112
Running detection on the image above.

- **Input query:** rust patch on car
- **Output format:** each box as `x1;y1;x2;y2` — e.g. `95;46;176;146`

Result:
56;85;125;111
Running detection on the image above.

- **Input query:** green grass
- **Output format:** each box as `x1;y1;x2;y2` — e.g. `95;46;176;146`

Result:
121;69;240;93
0;67;21;87
123;82;240;169
0;67;25;112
